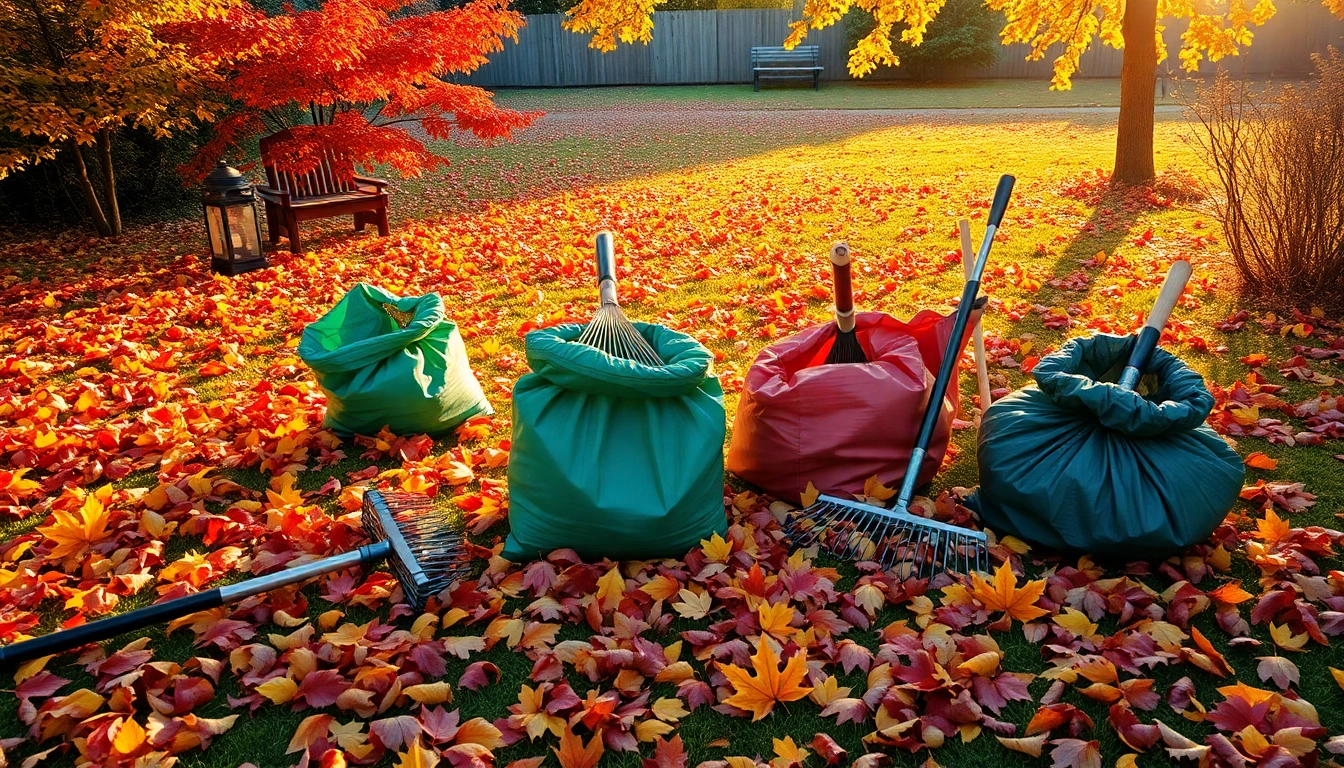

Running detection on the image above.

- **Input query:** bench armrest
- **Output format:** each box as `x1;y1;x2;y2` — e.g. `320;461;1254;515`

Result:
353;175;389;189
255;185;290;204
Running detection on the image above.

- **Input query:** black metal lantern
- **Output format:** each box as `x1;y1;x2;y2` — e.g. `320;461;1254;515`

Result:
202;161;268;276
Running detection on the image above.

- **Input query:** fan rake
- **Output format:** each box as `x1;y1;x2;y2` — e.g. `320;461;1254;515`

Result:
0;490;472;667
786;495;989;578
576;231;664;367
783;174;1016;580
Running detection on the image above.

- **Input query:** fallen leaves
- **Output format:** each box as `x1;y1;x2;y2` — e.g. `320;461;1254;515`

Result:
552;727;603;768
968;562;1050;623
719;641;813;721
35;492;112;561
1;113;1343;768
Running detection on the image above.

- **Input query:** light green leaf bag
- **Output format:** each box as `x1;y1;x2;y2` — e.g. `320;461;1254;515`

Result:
299;283;492;437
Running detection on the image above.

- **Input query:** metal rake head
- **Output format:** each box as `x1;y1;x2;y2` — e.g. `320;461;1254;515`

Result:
785;494;989;580
362;490;474;609
576;231;664;367
577;303;664;367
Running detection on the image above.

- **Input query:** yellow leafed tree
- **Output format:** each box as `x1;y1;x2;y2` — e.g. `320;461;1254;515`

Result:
0;0;237;236
565;0;1344;184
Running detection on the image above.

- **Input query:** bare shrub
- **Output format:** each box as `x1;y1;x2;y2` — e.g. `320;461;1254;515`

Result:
1187;50;1344;311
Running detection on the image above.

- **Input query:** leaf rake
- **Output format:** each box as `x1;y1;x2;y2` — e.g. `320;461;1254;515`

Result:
785;175;1016;579
0;490;472;668
576;231;663;367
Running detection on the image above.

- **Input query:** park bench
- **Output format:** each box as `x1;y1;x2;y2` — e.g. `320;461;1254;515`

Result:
751;45;822;91
256;129;390;255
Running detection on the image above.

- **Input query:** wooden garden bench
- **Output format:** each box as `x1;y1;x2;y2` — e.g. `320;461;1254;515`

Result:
751;45;822;91
255;130;390;255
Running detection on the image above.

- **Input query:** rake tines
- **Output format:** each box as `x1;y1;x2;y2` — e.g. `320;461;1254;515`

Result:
575;231;664;367
362;491;474;609
0;490;475;668
784;494;989;580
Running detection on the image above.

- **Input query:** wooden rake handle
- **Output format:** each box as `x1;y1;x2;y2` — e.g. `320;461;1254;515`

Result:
1117;259;1192;390
958;220;993;419
830;242;856;333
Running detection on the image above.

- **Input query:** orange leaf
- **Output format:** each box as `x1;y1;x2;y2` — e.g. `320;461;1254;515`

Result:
862;475;896;501
1254;510;1291;545
1191;627;1235;677
1207;582;1254;605
552;727;604;768
757;601;797;638
1243;452;1278;470
968;562;1049;623
112;717;147;756
720;641;813;721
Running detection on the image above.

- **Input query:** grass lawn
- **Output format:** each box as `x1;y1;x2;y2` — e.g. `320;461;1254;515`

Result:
488;78;1144;111
0;99;1341;768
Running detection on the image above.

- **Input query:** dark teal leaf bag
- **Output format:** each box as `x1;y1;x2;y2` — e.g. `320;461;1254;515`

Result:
299;283;492;437
972;334;1244;557
504;323;727;562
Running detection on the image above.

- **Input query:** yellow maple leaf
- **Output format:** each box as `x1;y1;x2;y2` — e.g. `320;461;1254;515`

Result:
757;601;797;638
1052;608;1100;639
862;475;896;501
807;675;851;706
403;682;453;706
957;651;1001;677
800;481;820;508
256;676;299;704
651;696;688;722
111;717;146;756
596;566;626;612
1268;622;1308;652
701;532;733;563
37;493;113;560
720;641;813;721
635;719;675;742
512;684;565;740
266;472;304;509
455;718;504;750
394;739;439;768
771;736;810;768
639;574;681;602
968;563;1049;623
1330;667;1344;691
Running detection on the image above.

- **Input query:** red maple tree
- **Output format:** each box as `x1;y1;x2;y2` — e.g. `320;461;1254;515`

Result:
173;0;538;180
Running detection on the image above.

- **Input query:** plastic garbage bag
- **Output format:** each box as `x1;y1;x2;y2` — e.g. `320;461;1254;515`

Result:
299;283;492;437
973;333;1244;556
503;322;727;561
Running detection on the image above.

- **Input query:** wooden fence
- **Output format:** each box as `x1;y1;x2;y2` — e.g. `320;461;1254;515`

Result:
461;4;1344;87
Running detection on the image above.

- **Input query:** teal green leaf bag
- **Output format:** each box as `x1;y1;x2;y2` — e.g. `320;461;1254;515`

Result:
299;283;492;437
972;334;1244;557
504;323;727;562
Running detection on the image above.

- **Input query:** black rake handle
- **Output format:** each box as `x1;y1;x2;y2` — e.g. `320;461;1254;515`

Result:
895;174;1014;511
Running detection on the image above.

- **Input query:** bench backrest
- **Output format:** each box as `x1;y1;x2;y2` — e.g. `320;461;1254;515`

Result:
259;129;357;199
751;45;819;66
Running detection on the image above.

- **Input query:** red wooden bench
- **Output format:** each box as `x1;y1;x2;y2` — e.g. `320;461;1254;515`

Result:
256;130;390;254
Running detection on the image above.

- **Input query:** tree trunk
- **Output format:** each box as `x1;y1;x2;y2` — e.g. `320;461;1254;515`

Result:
68;140;112;237
1114;0;1159;185
95;128;122;236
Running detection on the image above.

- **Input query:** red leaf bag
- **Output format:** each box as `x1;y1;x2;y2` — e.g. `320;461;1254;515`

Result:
727;307;979;504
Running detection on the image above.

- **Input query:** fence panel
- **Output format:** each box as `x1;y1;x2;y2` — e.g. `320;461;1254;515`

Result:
461;6;1344;88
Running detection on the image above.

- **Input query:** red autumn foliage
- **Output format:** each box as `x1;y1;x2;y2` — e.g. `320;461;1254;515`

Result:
169;0;539;181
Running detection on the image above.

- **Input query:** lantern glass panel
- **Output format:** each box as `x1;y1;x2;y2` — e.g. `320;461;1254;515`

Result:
206;205;227;259
226;202;262;259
